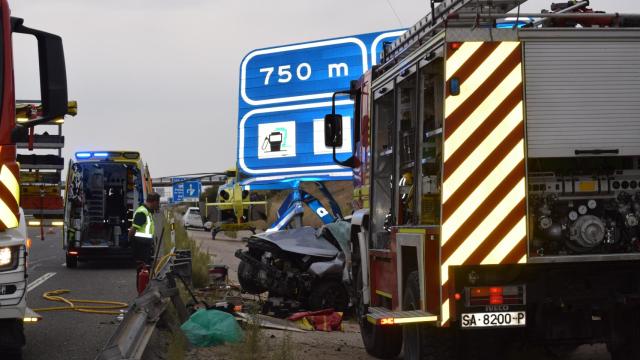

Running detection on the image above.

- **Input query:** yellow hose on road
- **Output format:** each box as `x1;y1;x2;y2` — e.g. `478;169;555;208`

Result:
33;253;176;316
33;289;128;315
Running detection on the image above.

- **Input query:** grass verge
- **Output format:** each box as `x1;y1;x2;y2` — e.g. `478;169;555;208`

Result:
230;312;295;360
161;210;211;289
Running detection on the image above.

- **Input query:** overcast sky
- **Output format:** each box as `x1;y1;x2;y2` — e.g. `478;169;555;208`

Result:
10;0;639;178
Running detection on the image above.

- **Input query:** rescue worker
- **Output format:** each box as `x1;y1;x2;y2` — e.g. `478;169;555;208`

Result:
128;192;160;265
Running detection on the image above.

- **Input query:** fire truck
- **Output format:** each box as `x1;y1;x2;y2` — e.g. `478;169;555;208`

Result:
0;0;69;356
323;1;640;359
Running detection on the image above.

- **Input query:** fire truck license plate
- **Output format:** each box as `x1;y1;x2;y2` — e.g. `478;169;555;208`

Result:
461;311;526;328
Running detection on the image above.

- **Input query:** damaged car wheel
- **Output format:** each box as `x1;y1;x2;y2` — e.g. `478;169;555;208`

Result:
308;280;349;312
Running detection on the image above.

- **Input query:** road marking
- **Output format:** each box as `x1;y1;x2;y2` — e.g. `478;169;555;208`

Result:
27;272;56;293
61;263;66;267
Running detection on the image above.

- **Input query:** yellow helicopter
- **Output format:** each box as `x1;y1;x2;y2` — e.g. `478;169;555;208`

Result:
205;168;266;238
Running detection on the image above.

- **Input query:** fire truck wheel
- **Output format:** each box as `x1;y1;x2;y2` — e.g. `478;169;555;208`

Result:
0;348;21;360
608;306;640;360
360;317;402;359
65;254;78;269
354;266;402;358
403;271;454;360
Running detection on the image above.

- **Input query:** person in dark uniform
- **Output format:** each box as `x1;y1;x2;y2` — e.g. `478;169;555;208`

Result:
128;192;160;264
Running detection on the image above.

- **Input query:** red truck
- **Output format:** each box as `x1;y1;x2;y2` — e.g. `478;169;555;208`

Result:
0;1;69;356
324;0;640;359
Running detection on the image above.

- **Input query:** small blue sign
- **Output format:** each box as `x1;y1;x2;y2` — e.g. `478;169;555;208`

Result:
172;177;185;203
238;29;405;179
183;181;202;202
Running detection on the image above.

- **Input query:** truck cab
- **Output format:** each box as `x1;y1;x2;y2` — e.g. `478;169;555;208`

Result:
0;0;70;355
63;151;152;268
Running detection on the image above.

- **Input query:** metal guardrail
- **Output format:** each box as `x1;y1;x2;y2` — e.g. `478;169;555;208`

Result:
152;174;226;187
95;248;189;360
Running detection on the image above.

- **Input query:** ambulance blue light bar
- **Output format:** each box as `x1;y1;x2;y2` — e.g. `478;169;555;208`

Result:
75;152;140;160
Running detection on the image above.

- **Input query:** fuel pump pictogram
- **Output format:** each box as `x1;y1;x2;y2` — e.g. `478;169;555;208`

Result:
261;131;284;152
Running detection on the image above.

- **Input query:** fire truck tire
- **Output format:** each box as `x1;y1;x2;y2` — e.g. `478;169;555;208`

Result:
66;254;78;268
1;348;21;360
353;260;402;359
360;318;402;359
608;306;640;360
403;271;454;360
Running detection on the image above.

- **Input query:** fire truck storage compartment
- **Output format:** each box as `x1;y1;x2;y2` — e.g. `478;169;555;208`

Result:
523;32;640;158
523;31;640;260
528;156;640;258
66;162;143;248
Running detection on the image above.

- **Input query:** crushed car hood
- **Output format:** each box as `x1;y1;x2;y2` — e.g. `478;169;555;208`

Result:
253;227;339;258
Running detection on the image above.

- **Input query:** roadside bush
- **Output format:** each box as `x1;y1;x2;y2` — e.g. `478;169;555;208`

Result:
231;312;295;360
161;211;211;288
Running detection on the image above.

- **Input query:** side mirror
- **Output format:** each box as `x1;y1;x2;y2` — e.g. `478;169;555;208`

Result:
324;113;343;147
11;17;68;126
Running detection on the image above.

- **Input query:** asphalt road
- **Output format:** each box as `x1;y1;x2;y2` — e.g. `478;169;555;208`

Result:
22;227;138;360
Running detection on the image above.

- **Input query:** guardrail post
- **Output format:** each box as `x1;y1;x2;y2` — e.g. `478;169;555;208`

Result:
170;215;175;246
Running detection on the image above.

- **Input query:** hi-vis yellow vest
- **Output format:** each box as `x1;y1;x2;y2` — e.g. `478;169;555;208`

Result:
132;205;154;239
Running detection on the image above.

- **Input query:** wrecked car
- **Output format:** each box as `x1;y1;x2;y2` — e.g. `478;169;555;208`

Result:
234;183;351;313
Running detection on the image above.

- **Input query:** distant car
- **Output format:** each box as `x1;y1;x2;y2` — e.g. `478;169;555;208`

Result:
182;207;204;229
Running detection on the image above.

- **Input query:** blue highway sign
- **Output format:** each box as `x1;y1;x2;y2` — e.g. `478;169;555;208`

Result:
238;30;405;181
183;181;202;202
172;177;185;203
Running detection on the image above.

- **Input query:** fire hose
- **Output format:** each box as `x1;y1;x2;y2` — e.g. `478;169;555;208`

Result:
32;253;177;315
33;289;128;315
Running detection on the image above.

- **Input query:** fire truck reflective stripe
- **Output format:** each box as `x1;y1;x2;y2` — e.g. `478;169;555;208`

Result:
447;42;500;84
481;217;527;264
444;48;522;137
442;140;525;246
441;41;527;327
0;165;19;203
445;42;484;80
442;128;524;224
441;159;524;262
444;63;522;160
461;197;526;265
500;237;528;265
443;87;522;168
0;201;18;228
442;100;524;202
441;299;451;326
445;42;520;119
441;177;526;285
398;228;426;234
0;165;19;229
375;290;393;299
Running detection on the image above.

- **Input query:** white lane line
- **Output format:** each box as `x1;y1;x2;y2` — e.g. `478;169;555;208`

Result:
61;263;66;267
27;272;56;293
